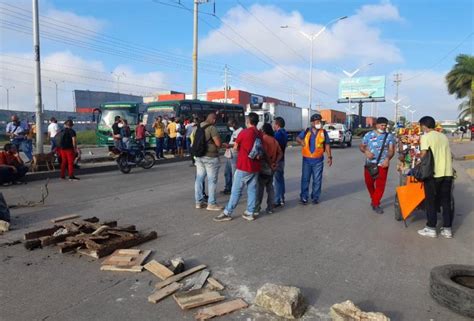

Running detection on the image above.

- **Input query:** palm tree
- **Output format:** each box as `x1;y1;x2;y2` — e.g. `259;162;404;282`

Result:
446;54;474;122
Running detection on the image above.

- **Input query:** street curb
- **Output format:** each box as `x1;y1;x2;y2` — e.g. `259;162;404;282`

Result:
453;154;474;161
25;156;192;182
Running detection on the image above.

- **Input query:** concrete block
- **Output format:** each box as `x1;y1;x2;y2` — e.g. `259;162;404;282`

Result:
330;300;390;321
255;283;306;319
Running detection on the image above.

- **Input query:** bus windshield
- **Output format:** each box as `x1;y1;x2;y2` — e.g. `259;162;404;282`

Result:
146;105;177;118
99;109;137;130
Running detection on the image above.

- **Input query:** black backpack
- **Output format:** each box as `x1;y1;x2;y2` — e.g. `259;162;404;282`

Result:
413;148;434;181
192;124;212;157
179;124;186;136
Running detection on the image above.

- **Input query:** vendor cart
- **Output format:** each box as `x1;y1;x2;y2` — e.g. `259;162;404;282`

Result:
393;125;455;225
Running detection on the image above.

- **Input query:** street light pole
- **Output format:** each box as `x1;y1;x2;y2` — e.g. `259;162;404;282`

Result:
342;63;373;128
409;109;416;123
48;80;64;111
32;0;43;154
402;105;411;124
0;86;15;110
281;15;347;126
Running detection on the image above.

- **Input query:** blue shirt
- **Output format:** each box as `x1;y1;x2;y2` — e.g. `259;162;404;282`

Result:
274;128;288;160
6;121;29;140
362;131;396;165
298;128;330;164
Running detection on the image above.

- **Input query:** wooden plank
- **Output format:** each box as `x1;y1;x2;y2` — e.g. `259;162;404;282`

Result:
118;249;141;255
58;241;84;253
24;226;60;240
195;299;248;320
148;282;182;304
108;256;133;263
100;265;143;272
87;231;157;258
144;260;174;280
206;277;225;291
24;239;42;250
174;290;225;310
40;231;80;246
190;270;210;290
155;264;207;289
51;214;81;223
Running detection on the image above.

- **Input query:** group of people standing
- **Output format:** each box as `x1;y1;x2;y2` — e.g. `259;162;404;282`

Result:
151;116;194;159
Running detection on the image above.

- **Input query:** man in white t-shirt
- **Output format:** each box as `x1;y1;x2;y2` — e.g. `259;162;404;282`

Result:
221;118;243;194
48;117;59;151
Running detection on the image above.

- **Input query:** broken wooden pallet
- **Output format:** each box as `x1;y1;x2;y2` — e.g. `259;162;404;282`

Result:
195;299;248;320
206;277;225;291
51;214;81;223
174;289;225;310
100;249;152;272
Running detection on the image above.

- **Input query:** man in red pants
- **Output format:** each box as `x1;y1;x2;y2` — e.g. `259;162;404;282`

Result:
359;117;395;214
58;120;79;181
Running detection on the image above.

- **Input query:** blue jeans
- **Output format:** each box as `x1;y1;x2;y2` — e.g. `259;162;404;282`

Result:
224;169;258;216
195;157;220;205
224;151;237;191
155;137;164;158
300;159;324;202
186;138;192;154
20;139;33;161
273;160;285;204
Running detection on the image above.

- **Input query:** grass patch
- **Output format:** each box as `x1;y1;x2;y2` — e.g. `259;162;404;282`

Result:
76;130;97;145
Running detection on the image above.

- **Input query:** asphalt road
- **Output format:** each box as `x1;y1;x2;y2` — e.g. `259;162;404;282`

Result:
1;143;473;321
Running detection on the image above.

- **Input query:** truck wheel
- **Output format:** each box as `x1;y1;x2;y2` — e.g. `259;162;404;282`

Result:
430;264;474;318
394;195;402;221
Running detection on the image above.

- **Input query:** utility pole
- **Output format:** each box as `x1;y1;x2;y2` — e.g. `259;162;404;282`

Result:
49;80;64;111
224;64;228;103
33;0;43;154
393;73;402;124
192;0;209;100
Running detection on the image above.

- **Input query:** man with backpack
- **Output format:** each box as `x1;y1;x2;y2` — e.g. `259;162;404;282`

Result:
296;113;332;205
417;116;454;239
214;112;262;222
193;112;222;211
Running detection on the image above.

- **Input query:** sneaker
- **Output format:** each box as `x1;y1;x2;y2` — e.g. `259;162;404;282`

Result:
60;176;66;180
312;200;319;205
274;203;282;208
417;227;438;238
220;189;231;195
372;206;384;214
440;227;453;239
265;208;274;214
69;176;80;181
195;202;207;209
300;199;308;205
244;210;258;217
206;204;224;211
242;213;255;221
213;212;232;222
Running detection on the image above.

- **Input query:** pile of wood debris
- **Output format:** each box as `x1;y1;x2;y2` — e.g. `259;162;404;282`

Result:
23;215;157;258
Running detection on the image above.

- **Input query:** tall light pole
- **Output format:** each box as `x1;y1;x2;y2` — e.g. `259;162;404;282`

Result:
342;62;374;127
0;85;15;110
192;0;210;100
49;80;64;111
111;72;126;94
391;98;402;126
281;15;347;125
409;109;416;123
33;0;43;154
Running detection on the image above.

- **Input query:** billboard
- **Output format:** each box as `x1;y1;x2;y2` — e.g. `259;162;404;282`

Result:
338;76;386;103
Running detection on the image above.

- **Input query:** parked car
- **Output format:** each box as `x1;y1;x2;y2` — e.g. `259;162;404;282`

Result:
324;123;352;147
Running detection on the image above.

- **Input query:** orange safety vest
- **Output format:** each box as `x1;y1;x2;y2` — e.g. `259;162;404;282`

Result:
302;129;326;158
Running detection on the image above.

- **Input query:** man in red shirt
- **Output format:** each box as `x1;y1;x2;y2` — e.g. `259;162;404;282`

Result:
0;143;28;184
214;112;262;222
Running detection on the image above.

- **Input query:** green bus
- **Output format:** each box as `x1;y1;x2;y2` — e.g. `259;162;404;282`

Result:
93;101;143;148
143;100;245;147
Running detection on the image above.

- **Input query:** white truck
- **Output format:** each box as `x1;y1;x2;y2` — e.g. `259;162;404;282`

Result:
245;102;312;136
323;123;353;147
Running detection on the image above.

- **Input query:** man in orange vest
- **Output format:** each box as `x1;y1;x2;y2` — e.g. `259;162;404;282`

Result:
296;114;332;205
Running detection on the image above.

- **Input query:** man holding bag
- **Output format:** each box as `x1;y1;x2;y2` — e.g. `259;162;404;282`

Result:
359;117;395;214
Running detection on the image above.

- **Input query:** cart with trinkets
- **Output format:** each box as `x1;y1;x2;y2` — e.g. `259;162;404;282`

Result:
393;123;454;225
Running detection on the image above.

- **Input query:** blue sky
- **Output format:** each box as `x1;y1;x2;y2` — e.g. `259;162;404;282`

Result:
0;0;473;120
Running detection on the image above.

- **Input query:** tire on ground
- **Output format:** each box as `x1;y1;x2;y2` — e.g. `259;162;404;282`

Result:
430;264;474;318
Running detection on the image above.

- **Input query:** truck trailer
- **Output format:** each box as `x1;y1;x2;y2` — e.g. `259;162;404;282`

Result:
245;103;313;136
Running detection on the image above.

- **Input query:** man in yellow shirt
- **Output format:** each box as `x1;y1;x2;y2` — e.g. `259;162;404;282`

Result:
417;116;454;239
153;116;165;159
167;118;177;155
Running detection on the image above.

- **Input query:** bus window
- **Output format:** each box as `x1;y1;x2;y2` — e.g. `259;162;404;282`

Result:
191;103;202;120
179;103;192;121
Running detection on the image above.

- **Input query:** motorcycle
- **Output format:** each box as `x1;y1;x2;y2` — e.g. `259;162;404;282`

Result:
116;143;155;174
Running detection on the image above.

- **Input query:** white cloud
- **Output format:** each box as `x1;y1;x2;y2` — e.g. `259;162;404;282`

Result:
44;9;105;35
0;51;173;111
201;2;403;64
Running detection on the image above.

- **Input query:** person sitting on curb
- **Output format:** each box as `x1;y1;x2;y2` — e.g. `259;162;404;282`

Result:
0;143;28;185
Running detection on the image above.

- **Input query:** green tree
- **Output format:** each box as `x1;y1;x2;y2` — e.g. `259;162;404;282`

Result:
446;54;474;121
